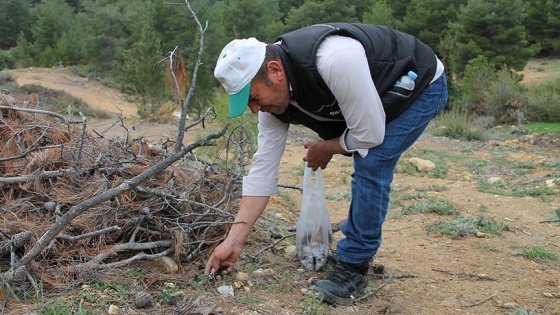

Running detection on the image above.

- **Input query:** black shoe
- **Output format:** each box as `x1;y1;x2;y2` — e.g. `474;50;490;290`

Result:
313;260;369;306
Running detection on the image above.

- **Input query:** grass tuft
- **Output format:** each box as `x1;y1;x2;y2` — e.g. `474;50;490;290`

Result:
402;198;459;216
516;245;559;266
426;216;508;239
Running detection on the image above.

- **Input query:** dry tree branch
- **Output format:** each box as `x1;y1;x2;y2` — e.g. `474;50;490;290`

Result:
90;114;127;138
0;162;143;186
0;106;83;124
0;144;67;163
16;130;225;269
56;226;121;242
170;0;208;152
0;168;81;186
77;112;87;160
12;1;224;271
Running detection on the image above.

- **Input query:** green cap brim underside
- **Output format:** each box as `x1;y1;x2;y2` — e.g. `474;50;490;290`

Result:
229;82;251;117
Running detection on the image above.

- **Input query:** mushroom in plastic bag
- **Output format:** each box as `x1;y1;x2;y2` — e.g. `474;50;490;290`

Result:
296;166;333;271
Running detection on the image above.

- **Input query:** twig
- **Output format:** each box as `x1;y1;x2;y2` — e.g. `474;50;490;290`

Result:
1;282;13;315
0;105;83;124
67;240;175;271
277;183;303;193
514;227;533;236
56;226;121;242
372;273;418;279
354;273;394;303
136;185;231;217
540;219;560;223
170;0;208;153
432;268;497;281
461;293;497;307
91;115;127;137
0;144;67;163
521;174;553;185
251;233;296;258
77;112;87;160
0;164;143;186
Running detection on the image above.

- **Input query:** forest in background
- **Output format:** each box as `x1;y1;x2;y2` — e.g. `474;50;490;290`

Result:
1;0;559;124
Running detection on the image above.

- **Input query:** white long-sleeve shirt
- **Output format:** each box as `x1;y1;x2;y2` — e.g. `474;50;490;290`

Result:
242;36;444;196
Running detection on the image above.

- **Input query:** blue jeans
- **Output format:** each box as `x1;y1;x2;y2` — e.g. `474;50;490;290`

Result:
337;73;449;264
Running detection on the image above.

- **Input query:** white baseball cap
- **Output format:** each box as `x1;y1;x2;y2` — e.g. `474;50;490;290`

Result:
214;38;266;117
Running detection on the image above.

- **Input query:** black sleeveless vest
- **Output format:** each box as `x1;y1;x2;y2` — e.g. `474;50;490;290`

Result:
272;22;437;141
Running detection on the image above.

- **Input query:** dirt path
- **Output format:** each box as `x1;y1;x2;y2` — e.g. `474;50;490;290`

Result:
7;67;560;314
12;67;138;118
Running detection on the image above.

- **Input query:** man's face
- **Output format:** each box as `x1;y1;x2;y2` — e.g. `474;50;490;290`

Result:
247;61;290;115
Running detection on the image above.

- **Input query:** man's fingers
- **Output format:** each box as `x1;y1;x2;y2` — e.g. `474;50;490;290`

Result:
205;255;219;275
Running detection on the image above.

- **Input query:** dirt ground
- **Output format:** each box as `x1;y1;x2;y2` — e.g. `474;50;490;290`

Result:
6;67;560;314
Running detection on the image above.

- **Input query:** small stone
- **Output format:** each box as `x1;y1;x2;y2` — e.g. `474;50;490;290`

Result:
488;177;503;184
217;285;234;297
408;157;436;172
543;292;554;298
107;304;120;315
160;256;179;273
236;271;249;281
545;179;558;188
476;232;488;238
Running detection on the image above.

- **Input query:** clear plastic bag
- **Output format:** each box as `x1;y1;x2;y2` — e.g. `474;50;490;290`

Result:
296;167;332;271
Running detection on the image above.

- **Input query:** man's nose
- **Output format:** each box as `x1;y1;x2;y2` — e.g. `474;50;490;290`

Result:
247;101;260;114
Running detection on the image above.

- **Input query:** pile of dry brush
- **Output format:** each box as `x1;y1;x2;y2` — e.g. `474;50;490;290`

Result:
0;95;243;299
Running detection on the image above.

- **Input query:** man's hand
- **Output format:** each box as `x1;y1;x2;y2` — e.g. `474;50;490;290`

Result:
303;139;336;170
204;239;242;279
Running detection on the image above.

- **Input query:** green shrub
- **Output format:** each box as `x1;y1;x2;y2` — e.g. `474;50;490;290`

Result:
431;107;485;141
0;70;14;83
37;46;58;68
517;245;559;266
0;50;16;70
426;216;508;239
402;198;459;216
451;55;497;115
525;78;560;122
459;55;497;108
483;69;527;125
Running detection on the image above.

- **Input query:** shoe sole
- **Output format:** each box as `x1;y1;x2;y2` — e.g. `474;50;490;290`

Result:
313;286;365;306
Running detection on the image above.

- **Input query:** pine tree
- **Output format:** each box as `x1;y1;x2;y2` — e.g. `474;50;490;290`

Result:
450;0;536;74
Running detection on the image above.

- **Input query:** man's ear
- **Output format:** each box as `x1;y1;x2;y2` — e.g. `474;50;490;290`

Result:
267;61;285;81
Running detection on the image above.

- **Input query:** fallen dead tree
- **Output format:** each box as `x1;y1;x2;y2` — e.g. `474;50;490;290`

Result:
0;2;249;310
